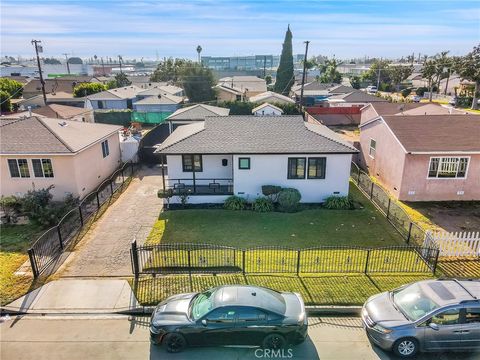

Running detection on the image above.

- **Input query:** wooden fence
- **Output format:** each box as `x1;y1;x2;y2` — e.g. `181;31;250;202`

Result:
423;230;480;257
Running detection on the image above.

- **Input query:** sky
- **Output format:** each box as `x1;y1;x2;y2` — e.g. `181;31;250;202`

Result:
1;0;479;60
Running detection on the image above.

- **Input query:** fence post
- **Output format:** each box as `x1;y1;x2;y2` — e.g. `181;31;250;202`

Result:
370;182;374;200
364;249;370;274
56;225;64;250
386;198;391;219
407;222;413;244
28;248;39;278
78;205;84;226
131;240;139;278
96;191;100;209
432;249;440;275
131;162;134;177
296;250;301;275
121;167;125;184
187;250;192;275
357;166;361;185
242;250;246;275
109;179;114;197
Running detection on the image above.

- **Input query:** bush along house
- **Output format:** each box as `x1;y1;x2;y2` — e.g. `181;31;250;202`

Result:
155;115;358;204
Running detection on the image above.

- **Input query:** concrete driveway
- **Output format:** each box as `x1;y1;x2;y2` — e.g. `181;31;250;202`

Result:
57;165;163;277
1;315;478;360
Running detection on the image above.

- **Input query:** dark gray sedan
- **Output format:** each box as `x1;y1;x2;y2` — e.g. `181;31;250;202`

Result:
362;279;480;358
150;285;308;352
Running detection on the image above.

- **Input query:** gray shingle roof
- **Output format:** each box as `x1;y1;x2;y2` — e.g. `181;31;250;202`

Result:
156;116;358;154
0;116;121;154
167;104;230;120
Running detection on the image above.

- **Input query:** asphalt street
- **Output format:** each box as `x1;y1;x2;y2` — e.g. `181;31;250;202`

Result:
1;315;478;360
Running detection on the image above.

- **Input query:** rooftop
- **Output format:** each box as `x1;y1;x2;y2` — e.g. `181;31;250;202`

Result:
0;116;121;154
87;85;142;100
166;104;230;121
156;115;358;154
252;102;284;113
133;93;183;105
248;91;295;104
381;114;480;152
32;104;91;119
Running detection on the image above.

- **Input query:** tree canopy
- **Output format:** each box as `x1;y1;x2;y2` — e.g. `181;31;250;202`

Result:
273;26;294;95
454;44;480;109
0;78;23;98
150;58;187;82
0;90;12;113
318;58;342;84
67;57;83;64
73;82;107;97
107;73;132;89
43;58;61;65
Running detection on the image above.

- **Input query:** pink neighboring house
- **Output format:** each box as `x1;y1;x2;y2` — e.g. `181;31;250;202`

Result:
358;103;480;201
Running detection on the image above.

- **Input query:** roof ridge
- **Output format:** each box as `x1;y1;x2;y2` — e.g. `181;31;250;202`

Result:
36;116;75;152
0;117;25;127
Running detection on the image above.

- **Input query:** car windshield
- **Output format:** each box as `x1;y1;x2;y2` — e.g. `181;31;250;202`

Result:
392;283;440;321
190;290;215;320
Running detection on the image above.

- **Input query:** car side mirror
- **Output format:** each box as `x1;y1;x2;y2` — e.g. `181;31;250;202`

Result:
429;323;439;331
201;319;207;327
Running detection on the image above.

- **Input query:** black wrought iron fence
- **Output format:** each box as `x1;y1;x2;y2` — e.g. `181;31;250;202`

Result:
350;162;428;246
130;241;439;277
28;162;138;277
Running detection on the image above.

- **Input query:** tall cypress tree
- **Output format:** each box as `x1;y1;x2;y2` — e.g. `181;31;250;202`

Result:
274;25;294;95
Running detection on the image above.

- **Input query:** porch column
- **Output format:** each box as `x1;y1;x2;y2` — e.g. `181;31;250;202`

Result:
192;155;196;194
160;154;166;190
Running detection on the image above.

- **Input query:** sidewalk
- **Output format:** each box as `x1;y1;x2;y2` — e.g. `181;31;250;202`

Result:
3;279;140;314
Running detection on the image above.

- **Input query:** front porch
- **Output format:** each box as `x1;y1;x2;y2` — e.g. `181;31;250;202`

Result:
167;178;234;196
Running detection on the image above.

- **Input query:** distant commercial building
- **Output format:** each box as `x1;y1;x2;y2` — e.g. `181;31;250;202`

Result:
202;54;305;71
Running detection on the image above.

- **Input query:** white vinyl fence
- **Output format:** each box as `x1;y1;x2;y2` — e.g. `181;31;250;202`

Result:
423;230;480;257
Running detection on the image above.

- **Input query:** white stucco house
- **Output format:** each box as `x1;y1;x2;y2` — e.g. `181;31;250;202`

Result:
155;116;358;204
252;103;284;116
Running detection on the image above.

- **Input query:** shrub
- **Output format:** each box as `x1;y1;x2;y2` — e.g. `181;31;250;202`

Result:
323;196;354;210
277;188;301;212
261;185;282;202
401;88;411;98
252;197;274;212
223;196;247;211
0;195;22;223
416;87;428;97
157;189;174;199
21;186;78;226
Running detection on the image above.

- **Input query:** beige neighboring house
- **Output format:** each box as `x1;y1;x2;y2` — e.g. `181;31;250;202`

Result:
217;76;267;99
32;104;94;122
214;84;245;102
248;91;295;105
0;116;122;200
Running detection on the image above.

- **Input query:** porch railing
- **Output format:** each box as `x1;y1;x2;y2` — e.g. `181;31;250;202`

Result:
167;178;233;195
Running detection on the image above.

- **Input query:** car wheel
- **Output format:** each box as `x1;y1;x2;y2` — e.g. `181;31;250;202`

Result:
262;333;286;349
163;333;187;353
393;338;418;358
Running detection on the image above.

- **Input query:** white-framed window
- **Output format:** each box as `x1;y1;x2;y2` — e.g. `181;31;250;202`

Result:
32;159;54;178
101;140;110;158
369;139;376;159
428;157;469;178
7;159;30;178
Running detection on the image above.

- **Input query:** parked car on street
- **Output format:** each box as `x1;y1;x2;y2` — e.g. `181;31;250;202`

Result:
150;285;308;353
366;85;378;94
411;95;421;103
362;279;480;358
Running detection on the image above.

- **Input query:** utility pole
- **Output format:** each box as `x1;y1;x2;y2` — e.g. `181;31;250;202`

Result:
299;40;310;107
31;40;47;105
63;53;70;74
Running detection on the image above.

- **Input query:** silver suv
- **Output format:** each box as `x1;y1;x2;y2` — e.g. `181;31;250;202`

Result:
362;279;480;358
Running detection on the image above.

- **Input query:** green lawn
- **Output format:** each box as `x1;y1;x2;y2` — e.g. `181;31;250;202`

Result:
146;184;405;248
132;273;433;306
0;224;45;305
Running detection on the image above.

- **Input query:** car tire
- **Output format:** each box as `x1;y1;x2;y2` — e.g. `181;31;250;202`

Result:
392;338;418;358
163;333;187;353
262;333;286;349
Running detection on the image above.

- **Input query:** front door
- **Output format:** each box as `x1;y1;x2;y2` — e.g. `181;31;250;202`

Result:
462;306;480;349
424;308;464;350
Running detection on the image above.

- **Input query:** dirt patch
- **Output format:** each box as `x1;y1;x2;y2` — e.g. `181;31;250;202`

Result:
328;125;360;143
